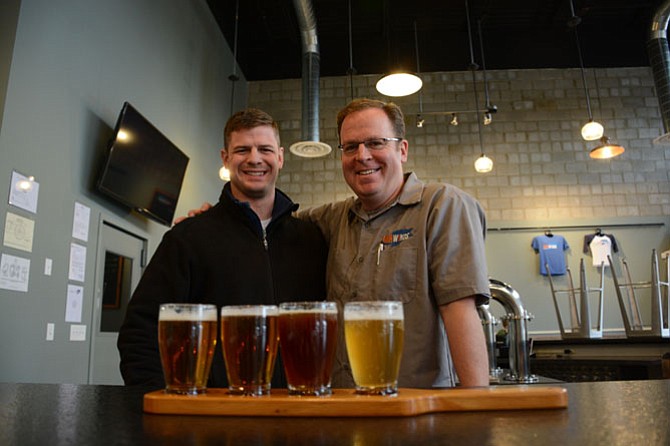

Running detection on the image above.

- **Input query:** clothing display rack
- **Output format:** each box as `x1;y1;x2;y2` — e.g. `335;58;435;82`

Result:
546;258;605;339
609;250;669;338
487;222;665;232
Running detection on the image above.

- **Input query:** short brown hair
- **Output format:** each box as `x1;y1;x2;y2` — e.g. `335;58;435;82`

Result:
224;108;280;149
336;99;406;139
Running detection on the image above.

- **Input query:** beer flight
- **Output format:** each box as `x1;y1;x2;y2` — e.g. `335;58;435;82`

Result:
158;301;404;397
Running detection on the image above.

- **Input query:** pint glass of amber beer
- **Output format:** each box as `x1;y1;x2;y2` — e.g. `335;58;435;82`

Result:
158;303;218;395
278;301;338;396
344;301;404;395
220;305;279;396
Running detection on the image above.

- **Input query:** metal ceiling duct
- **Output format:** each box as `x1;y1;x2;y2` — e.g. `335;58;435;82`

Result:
649;0;670;144
289;0;332;158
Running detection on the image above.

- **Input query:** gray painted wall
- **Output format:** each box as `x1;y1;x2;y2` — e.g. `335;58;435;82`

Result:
0;0;244;383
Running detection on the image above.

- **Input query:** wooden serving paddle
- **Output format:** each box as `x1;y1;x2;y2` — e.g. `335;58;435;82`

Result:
144;386;568;417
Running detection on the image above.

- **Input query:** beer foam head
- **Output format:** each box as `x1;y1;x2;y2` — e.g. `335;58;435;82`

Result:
220;305;279;317
279;301;338;314
279;308;339;315
159;304;217;321
344;301;403;321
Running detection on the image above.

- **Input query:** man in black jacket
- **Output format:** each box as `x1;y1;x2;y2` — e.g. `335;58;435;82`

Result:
117;109;328;389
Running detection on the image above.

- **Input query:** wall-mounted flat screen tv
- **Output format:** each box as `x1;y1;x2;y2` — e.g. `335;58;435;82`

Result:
97;102;189;226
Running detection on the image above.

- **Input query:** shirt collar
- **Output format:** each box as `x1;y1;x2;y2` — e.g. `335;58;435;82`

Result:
220;183;298;231
350;172;423;221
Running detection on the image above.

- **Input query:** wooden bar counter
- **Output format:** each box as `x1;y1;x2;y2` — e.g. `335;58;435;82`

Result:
1;380;668;445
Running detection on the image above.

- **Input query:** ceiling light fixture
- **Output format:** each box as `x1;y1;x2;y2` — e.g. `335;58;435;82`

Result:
220;0;239;182
589;136;625;159
376;18;422;97
219;166;231;181
568;0;604;142
477;19;496;128
465;0;493;173
474;154;494;173
376;73;423;97
414;21;427;129
414;17;496;131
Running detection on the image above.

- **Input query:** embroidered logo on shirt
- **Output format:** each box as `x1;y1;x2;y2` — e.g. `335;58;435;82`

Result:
381;228;414;248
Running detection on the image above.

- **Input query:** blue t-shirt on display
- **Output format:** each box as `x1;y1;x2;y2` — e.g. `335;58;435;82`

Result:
531;234;570;276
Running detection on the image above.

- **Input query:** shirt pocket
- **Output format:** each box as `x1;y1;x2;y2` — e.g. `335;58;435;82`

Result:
373;246;418;303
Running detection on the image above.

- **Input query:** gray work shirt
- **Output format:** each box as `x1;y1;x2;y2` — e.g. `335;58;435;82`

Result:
301;172;490;388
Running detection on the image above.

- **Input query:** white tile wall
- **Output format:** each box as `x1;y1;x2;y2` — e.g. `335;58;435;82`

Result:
248;67;670;223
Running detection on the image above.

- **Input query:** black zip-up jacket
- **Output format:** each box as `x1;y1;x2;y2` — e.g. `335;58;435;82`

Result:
117;184;328;389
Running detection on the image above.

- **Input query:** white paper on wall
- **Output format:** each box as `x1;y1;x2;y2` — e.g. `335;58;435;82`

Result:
8;171;39;214
68;243;86;282
72;202;90;242
0;253;31;292
3;212;35;252
65;284;84;323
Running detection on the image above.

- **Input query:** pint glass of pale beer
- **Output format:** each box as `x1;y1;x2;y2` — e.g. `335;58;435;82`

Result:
344;301;404;395
158;303;218;395
278;301;338;396
220;305;279;395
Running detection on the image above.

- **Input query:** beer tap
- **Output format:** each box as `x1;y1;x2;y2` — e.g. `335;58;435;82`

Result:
488;279;538;383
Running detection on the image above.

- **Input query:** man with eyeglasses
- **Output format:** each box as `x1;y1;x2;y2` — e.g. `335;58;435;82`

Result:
300;98;490;388
179;99;490;388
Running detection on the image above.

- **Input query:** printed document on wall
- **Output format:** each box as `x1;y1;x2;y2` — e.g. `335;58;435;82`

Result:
65;284;84;323
8;170;39;214
68;243;86;282
0;253;30;292
3;212;35;252
72;202;90;242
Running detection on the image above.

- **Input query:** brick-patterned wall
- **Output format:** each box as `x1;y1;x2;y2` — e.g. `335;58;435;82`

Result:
247;67;670;223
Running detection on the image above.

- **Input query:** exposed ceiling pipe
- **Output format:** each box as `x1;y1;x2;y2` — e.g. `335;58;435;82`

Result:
648;0;670;144
289;0;332;157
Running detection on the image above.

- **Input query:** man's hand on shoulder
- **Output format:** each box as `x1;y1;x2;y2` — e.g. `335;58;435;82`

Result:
173;202;213;225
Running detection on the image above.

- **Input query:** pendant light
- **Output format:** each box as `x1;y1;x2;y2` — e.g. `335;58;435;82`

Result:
375;6;422;97
588;68;624;159
474;17;493;173
414;20;425;128
220;0;240;182
465;0;492;173
478;19;496;127
376;73;422;97
474;154;494;173
568;0;604;142
589;136;625;159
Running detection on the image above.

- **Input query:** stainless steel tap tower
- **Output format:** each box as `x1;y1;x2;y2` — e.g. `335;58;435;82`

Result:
477;303;503;378
488;279;538;383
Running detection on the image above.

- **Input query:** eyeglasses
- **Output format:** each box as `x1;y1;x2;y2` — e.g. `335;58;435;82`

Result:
337;137;402;156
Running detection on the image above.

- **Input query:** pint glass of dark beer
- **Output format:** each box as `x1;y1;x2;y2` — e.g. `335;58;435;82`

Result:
158;303;218;395
278;301;338;396
220;305;279;396
344;301;404;395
